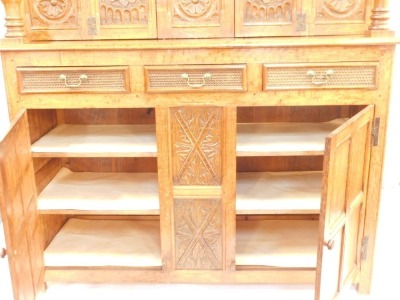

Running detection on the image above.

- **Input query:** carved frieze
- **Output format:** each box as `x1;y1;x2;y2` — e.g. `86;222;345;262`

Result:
174;198;222;270
30;0;79;28
171;107;222;186
172;0;221;25
244;0;293;23
316;0;364;21
99;0;149;25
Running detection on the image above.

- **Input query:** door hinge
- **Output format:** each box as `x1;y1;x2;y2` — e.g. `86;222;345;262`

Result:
361;236;369;261
372;117;380;146
87;17;97;36
296;13;307;32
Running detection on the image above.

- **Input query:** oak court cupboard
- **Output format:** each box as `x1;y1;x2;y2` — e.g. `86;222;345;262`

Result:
0;0;398;299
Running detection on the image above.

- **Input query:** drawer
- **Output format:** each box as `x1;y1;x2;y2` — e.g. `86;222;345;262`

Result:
17;66;130;94
263;63;378;90
144;65;247;93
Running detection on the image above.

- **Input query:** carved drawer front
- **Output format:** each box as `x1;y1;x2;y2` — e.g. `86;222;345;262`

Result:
145;65;247;93
263;63;378;90
17;66;130;94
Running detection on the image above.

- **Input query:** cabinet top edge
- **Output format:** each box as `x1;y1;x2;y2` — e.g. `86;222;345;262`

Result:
0;36;399;52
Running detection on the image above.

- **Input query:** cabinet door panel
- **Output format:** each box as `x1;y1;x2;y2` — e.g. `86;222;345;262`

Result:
0;111;42;300
157;0;234;38
25;0;89;40
94;0;157;39
315;105;374;300
311;0;371;35
235;0;303;37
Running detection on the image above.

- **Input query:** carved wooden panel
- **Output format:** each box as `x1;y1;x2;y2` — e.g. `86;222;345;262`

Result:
28;0;80;29
174;198;222;270
171;107;222;186
316;0;366;22
172;0;221;25
243;0;294;24
99;0;149;26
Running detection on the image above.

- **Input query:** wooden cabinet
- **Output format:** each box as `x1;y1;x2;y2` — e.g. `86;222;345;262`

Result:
0;0;398;299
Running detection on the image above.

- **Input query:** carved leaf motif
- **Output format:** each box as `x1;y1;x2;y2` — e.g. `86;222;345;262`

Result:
173;0;220;24
174;199;222;270
171;107;222;186
100;0;148;25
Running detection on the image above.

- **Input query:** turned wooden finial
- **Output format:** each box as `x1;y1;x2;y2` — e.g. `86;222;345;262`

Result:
369;0;390;31
1;0;25;38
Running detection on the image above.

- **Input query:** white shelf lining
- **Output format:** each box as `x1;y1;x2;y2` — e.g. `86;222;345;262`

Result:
38;168;159;212
236;219;319;268
44;218;162;267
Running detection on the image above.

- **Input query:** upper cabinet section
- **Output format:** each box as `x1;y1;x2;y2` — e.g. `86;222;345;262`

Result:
235;0;372;37
24;0;157;40
0;0;388;40
156;0;234;38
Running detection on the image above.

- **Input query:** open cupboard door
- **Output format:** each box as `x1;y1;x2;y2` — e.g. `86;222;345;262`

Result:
315;105;375;300
0;111;43;300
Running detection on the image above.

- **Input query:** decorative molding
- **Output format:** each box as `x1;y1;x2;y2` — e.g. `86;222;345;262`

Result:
99;0;149;25
171;107;222;186
244;0;293;23
2;0;25;37
172;0;221;24
174;198;222;270
317;0;364;21
30;0;79;28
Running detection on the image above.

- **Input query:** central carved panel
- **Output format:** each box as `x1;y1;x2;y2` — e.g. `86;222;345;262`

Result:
174;198;222;270
171;107;222;186
316;0;364;21
99;0;149;25
244;0;293;23
172;0;221;25
30;0;79;28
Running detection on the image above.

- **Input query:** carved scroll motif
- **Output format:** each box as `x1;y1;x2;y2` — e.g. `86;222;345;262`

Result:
174;198;222;270
30;0;79;28
172;0;221;24
171;107;222;186
244;0;293;23
317;0;364;21
99;0;149;25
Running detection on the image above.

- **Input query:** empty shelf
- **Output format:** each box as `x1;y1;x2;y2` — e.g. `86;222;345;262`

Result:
237;118;347;156
38;168;159;214
236;220;318;268
31;124;157;157
237;171;322;214
44;218;162;267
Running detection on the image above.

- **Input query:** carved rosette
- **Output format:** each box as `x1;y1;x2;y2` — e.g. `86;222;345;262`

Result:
174;198;222;270
172;0;221;25
30;0;79;28
316;0;364;21
99;0;149;25
171;107;222;186
244;0;293;24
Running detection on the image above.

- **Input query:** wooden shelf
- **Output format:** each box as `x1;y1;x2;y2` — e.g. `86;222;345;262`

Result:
237;119;346;156
237;171;322;215
31;124;157;157
38;168;159;215
236;220;318;268
44;218;162;268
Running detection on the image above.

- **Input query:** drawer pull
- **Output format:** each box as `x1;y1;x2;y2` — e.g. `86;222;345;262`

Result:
324;239;335;250
59;74;88;88
307;69;334;85
181;73;212;88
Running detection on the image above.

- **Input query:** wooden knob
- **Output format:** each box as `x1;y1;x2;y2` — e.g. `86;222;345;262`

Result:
0;248;6;258
325;240;335;250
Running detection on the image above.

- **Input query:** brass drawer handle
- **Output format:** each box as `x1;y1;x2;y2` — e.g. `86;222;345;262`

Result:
59;74;88;88
307;69;334;85
181;73;212;88
0;248;6;258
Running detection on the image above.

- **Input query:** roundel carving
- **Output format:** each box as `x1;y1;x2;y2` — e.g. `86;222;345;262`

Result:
322;0;361;18
178;0;213;17
34;0;75;23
